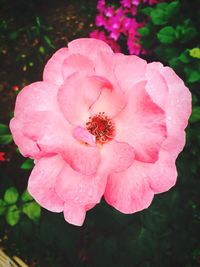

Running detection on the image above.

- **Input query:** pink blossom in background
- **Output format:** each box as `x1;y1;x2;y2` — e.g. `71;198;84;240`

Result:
90;0;162;55
10;38;191;226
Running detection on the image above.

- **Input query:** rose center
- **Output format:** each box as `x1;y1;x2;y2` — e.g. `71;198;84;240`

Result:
86;112;115;144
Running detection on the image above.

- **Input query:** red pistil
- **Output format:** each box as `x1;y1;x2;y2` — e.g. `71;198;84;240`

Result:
86;112;115;144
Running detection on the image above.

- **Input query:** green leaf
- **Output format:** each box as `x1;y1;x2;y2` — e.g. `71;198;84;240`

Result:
167;1;180;16
179;50;190;63
21;190;33;202
0;134;12;144
189;48;200;59
39;46;45;54
0;199;6;215
6;205;20;226
22;202;41;221
184;67;200;83
150;3;169;25
190;106;200;123
4;187;19;204
142;7;153;15
0;123;9;134
44;35;55;48
21;158;34;170
138;27;150;37
157;26;175;44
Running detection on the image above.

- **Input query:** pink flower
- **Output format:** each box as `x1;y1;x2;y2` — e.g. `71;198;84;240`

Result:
10;38;191;226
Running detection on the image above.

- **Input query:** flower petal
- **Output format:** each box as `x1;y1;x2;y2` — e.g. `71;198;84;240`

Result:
146;63;191;158
68;38;113;60
63;202;86;226
101;140;135;172
89;81;126;118
10;118;42;158
55;163;107;225
115;81;167;163
22;111;101;175
43;48;68;86
114;54;147;92
28;155;65;212
58;72;110;125
14;81;60;118
148;150;177;193
104;161;154;214
62;54;94;80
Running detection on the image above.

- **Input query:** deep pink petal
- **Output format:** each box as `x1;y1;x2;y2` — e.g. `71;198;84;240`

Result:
43;48;68;86
28;155;65;212
104;162;154;214
115;81;167;163
101;140;135;172
62;54;94;80
58;72;110;125
68;38;113;61
14;81;60;118
114;54;147;92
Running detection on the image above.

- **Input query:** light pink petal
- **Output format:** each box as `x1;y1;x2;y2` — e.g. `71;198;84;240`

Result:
114;54;147;92
55;163;107;225
10;118;42;158
22;111;101;175
14;81;60;118
58;72;110;125
62;54;94;80
101;140;135;172
145;62;168;108
22;111;71;156
89;81;126;118
148;150;177;193
104;162;154;214
63;202;86;226
73;126;96;147
115;81;167;163
146;63;191;158
43;48;68;86
28;155;65;212
68;38;113;61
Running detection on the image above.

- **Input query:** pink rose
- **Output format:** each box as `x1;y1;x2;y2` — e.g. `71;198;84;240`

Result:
10;38;191;226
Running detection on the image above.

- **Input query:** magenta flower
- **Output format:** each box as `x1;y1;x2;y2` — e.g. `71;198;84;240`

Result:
10;39;191;226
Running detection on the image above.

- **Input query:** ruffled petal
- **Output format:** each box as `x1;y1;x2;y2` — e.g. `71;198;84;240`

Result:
43;48;68;86
63;202;86;226
114;54;147;92
89;80;126;118
14;81;60;118
55;163;107;225
68;38;113;61
22;111;101;175
115;81;167;163
148;150;177;193
62;54;94;80
146;63;191;158
28;155;65;212
104;161;154;214
101;140;135;172
58;72;109;125
10;118;42;158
